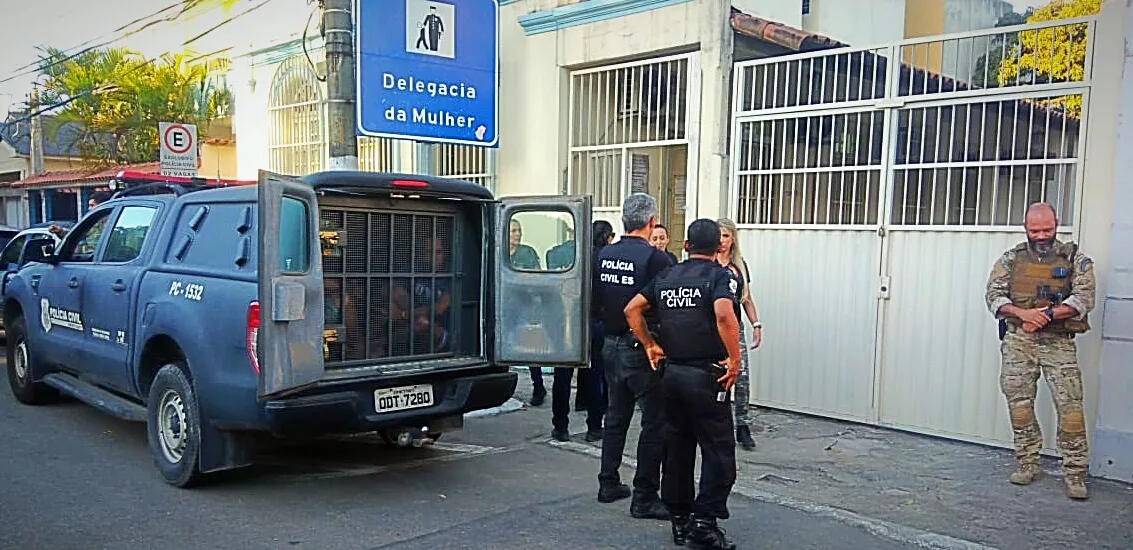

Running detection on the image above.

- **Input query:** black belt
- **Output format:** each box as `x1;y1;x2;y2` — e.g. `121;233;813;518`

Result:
666;359;724;371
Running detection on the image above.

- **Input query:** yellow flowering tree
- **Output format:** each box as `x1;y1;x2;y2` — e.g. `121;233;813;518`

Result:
997;0;1101;118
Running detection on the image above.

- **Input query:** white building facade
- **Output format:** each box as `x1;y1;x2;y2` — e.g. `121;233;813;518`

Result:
225;0;1132;482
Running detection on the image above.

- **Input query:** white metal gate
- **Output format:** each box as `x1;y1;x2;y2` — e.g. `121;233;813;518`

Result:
730;17;1096;449
568;53;700;231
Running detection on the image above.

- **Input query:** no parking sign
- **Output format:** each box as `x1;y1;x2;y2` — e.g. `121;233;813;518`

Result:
159;122;198;177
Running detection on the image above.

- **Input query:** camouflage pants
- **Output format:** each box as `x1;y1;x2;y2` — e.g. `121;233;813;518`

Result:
733;323;751;429
999;330;1089;477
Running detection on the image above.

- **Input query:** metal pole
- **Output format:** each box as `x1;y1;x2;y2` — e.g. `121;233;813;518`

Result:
29;87;45;176
322;0;358;170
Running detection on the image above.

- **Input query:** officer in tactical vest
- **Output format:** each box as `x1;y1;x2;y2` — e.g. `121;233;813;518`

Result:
985;202;1096;500
624;218;741;550
593;193;674;519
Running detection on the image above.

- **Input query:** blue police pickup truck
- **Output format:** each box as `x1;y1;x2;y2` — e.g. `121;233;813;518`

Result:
4;170;592;487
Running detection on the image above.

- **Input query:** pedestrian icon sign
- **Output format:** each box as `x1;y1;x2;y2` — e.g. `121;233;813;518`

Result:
407;0;455;59
356;0;499;148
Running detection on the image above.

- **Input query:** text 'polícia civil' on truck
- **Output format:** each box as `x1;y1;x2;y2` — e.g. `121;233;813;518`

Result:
3;169;593;487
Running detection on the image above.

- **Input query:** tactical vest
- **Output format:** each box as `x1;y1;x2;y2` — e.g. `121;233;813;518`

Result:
1006;242;1089;334
597;237;665;335
654;261;728;362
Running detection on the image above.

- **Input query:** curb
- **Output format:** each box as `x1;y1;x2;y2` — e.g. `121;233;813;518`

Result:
464;398;525;419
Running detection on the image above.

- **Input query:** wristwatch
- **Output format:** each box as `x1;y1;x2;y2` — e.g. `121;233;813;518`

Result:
1044;307;1055;321
751;321;762;329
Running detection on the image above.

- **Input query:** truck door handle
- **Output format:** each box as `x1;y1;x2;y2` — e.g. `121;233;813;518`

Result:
68;277;80;289
110;280;127;292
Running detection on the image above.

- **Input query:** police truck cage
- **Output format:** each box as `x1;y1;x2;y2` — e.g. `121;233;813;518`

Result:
108;170;256;198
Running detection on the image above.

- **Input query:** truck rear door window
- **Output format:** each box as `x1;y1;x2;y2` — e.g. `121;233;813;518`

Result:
507;211;576;272
279;196;310;273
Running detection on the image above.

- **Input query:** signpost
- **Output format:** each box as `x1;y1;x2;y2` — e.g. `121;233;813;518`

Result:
355;0;499;147
159;122;199;177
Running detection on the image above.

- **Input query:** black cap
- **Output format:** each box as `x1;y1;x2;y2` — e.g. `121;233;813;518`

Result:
685;218;720;255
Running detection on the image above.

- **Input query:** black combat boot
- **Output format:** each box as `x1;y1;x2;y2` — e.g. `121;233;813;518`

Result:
630;498;670;520
597;483;631;503
686;517;736;550
736;426;755;451
670;514;691;546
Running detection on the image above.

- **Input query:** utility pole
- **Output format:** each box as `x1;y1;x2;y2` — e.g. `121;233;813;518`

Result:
321;0;358;171
29;86;45;176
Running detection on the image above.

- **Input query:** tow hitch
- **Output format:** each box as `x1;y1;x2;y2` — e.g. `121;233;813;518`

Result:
388;427;436;448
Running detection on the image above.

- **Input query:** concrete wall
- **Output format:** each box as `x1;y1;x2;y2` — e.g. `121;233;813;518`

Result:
805;0;907;46
0;141;24;179
1091;0;1133;484
497;0;704;201
231;48;289;180
734;0;803;28
199;142;239;180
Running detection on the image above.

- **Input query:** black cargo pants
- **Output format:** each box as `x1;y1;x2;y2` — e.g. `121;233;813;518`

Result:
598;333;665;503
660;361;737;520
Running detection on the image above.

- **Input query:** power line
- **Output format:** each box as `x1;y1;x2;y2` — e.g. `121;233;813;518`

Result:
1;0;278;129
0;1;187;80
0;0;238;87
181;0;275;46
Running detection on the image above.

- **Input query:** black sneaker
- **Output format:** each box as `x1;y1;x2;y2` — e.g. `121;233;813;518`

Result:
597;483;631;503
630;499;670;520
551;428;569;442
530;386;546;407
687;517;735;550
736;426;755;451
584;428;603;442
670;514;691;546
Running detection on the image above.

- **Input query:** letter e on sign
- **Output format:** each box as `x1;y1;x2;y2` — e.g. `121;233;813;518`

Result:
159;122;198;178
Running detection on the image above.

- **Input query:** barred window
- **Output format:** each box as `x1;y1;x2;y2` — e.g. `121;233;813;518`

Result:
433;144;492;187
268;55;325;176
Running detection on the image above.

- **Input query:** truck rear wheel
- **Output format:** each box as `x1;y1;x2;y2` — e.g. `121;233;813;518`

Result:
5;315;58;405
146;363;204;488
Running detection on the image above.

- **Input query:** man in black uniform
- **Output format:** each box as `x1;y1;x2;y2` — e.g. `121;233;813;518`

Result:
624;218;741;550
593;192;674;519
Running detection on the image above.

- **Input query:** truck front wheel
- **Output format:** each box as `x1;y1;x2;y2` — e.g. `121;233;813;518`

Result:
146;363;204;488
5;315;58;405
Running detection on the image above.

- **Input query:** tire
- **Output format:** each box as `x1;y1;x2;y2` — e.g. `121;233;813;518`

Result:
146;363;204;488
5;315;58;405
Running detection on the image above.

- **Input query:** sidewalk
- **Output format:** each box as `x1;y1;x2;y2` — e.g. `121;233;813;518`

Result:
511;368;1133;550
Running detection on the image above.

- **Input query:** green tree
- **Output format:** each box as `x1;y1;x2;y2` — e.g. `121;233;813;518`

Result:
971;10;1028;89
997;0;1101;117
35;46;226;165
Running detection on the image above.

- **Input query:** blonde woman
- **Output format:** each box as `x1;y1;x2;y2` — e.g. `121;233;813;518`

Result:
716;218;761;451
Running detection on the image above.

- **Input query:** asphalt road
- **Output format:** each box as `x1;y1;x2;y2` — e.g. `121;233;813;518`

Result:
0;361;917;550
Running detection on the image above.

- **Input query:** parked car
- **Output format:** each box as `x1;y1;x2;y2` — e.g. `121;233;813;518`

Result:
3;170;592;487
0;225;21;251
0;222;73;339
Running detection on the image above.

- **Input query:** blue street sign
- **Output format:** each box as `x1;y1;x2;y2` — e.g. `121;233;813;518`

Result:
355;0;499;148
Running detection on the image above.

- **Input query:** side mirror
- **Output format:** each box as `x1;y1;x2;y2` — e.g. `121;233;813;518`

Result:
24;241;57;265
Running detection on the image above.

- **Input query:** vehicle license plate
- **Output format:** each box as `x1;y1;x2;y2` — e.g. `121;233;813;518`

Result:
374;384;434;413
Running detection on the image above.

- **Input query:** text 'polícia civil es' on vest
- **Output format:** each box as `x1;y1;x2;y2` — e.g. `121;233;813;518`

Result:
600;259;637;286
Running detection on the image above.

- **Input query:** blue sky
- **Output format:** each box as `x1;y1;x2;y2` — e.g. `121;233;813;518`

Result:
0;0;309;117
